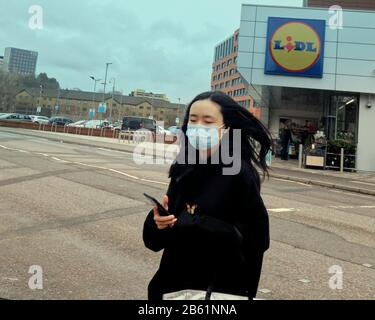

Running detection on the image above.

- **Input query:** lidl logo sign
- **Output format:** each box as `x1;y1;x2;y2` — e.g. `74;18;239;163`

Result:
265;17;326;78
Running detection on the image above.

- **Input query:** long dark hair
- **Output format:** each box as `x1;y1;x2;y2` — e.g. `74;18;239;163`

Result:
170;91;273;180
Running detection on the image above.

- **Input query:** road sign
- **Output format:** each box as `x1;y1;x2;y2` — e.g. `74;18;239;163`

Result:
89;109;95;118
98;103;106;113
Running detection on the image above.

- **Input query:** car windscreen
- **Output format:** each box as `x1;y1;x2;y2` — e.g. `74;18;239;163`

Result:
127;120;141;130
142;119;156;130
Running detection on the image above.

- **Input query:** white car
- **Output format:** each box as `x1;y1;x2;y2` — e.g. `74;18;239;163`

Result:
157;126;172;135
31;116;50;124
67;120;87;128
84;120;105;128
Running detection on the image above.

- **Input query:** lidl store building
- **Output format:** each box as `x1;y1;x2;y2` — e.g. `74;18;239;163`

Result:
237;4;375;172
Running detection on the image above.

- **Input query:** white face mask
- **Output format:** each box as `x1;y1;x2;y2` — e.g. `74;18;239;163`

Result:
186;124;225;151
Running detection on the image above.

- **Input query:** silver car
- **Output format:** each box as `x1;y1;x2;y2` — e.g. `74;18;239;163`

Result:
31;116;50;124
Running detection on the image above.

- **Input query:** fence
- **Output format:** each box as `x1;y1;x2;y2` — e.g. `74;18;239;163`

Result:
297;144;356;172
0;120;177;144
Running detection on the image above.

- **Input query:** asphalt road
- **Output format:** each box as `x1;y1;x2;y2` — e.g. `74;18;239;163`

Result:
0;129;374;300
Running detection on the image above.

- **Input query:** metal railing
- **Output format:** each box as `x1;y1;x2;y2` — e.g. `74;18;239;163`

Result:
325;150;356;172
298;144;356;172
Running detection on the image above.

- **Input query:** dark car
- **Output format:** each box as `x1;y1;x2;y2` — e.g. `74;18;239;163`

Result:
0;113;32;121
121;116;156;132
49;117;73;126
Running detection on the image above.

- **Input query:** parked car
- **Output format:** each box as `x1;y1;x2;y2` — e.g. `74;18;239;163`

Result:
0;113;32;121
31;115;50;124
67;120;87;128
0;113;18;120
19;114;33;121
168;126;182;135
111;121;122;131
157;126;172;135
49;117;73;126
156;125;176;142
121;116;156;132
84;120;106;128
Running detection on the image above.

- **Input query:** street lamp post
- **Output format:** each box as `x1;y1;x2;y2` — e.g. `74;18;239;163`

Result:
177;98;181;125
38;85;43;115
120;89;123;122
109;77;116;124
150;92;154;119
55;87;61;116
102;62;113;122
90;76;101;119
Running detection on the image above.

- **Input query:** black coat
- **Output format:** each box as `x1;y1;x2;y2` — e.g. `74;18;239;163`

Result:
143;159;270;300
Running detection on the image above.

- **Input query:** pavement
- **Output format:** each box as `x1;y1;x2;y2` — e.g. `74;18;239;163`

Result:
2;126;374;196
270;159;375;196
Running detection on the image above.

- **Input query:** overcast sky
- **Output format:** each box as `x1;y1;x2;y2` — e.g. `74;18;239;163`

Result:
2;0;302;103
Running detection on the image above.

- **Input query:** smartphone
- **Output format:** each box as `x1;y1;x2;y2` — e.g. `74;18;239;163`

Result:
143;193;170;216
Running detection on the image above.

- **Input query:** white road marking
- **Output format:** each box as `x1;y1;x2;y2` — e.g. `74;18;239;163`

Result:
0;143;168;185
56;159;71;163
329;205;356;209
49;157;71;164
108;169;140;180
258;289;272;294
2;277;19;282
298;279;311;284
268;208;297;213
0;145;17;151
363;264;373;268
329;205;375;209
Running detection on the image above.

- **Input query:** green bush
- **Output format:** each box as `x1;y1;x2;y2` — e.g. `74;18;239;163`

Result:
327;139;356;155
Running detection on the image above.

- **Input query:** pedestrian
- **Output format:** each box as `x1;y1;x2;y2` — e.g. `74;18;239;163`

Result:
280;120;292;160
143;91;272;300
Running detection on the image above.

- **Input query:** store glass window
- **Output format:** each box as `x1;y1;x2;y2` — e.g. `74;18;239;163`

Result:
324;94;359;143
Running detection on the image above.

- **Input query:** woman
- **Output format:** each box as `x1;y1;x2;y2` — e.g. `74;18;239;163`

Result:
143;91;272;300
280;120;292;161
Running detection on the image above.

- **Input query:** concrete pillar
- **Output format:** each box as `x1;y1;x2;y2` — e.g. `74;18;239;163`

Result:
357;93;375;172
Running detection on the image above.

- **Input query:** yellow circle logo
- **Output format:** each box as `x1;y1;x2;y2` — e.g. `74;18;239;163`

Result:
270;22;321;72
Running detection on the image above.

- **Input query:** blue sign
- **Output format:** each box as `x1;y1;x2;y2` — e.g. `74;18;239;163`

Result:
265;17;326;78
89;109;95;118
98;103;106;113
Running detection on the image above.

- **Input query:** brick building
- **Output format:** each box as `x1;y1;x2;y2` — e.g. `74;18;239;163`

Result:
13;88;185;127
211;29;261;119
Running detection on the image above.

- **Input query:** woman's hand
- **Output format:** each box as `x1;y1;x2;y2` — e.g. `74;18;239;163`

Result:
153;195;177;230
